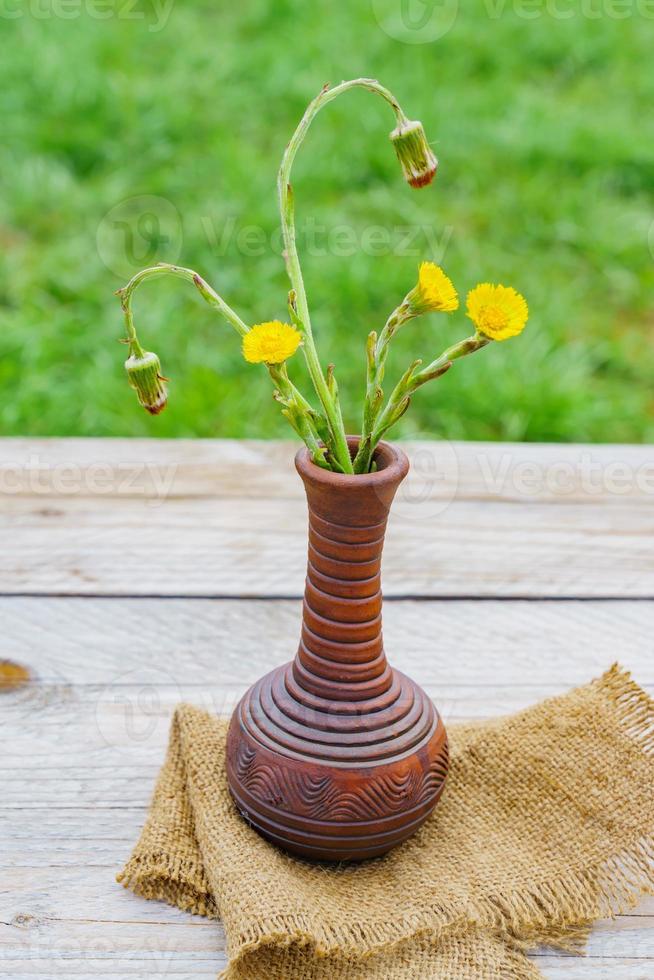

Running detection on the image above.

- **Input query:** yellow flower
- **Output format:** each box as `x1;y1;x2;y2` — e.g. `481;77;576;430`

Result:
242;321;302;364
408;262;459;315
466;283;528;341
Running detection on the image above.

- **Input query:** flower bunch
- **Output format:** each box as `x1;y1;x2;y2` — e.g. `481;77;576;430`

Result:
116;78;528;474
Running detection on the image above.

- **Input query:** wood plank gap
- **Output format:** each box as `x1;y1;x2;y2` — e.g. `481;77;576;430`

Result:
3;592;654;602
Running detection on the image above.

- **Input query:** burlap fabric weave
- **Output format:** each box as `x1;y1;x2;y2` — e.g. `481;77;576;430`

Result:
119;666;654;979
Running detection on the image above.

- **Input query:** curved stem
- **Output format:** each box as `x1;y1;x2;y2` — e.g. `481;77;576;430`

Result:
278;79;407;474
117;263;249;348
117;263;330;466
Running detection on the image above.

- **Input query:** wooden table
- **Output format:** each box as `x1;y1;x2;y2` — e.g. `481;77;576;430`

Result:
1;438;652;978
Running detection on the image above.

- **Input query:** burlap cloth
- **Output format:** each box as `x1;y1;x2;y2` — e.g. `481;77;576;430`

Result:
119;665;654;979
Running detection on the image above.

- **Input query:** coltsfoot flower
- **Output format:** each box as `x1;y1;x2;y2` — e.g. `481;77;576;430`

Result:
390;119;438;188
466;284;529;341
125;350;168;415
407;262;459;315
242;321;302;364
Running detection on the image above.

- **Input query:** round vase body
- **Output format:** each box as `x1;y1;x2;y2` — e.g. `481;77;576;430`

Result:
226;439;449;861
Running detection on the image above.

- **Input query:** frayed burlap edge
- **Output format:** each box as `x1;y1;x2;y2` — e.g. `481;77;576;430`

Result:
118;665;654;979
118;854;218;919
213;837;653;979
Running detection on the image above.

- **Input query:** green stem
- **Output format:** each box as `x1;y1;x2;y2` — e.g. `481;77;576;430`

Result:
278;78;408;475
268;364;330;468
359;334;490;472
411;334;490;389
117;263;249;346
117;263;329;464
353;301;412;473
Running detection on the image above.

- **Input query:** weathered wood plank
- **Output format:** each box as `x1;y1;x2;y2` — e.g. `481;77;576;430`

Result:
0;688;628;792
2;438;653;503
1;439;653;597
1;597;651;781
3;494;651;599
3;679;653;779
536;961;654;979
1;897;652;973
2;596;652;687
1;864;652;954
11;810;654;921
2;799;652;973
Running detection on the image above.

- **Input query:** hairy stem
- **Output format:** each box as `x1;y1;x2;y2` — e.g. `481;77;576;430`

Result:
117;263;328;466
117;263;249;345
353;301;413;473
357;334;490;472
278;78;408;474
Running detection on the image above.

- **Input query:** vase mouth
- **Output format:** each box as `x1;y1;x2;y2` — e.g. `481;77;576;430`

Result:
295;436;409;489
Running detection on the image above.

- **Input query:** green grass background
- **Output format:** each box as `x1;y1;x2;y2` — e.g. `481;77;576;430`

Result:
0;0;652;442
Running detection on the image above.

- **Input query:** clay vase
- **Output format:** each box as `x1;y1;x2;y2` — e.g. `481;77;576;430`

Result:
226;438;449;861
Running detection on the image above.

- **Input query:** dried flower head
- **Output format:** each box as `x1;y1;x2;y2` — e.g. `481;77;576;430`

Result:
466;284;529;341
407;262;459;315
390;119;438;189
125;350;168;415
242;321;302;364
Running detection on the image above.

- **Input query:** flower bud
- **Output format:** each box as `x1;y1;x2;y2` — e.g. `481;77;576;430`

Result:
125;350;168;415
389;119;438;189
407;261;459;315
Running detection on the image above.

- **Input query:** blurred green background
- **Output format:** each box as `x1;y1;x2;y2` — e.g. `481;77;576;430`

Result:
0;0;652;442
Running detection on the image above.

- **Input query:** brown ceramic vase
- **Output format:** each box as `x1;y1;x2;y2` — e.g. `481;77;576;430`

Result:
226;438;449;861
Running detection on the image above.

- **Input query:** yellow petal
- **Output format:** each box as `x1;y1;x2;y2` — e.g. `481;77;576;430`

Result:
411;262;459;314
242;321;302;364
466;283;528;341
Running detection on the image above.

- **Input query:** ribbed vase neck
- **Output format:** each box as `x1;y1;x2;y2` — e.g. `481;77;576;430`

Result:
292;439;409;703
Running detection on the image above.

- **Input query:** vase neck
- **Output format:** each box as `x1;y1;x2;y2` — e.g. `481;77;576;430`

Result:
292;442;408;704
